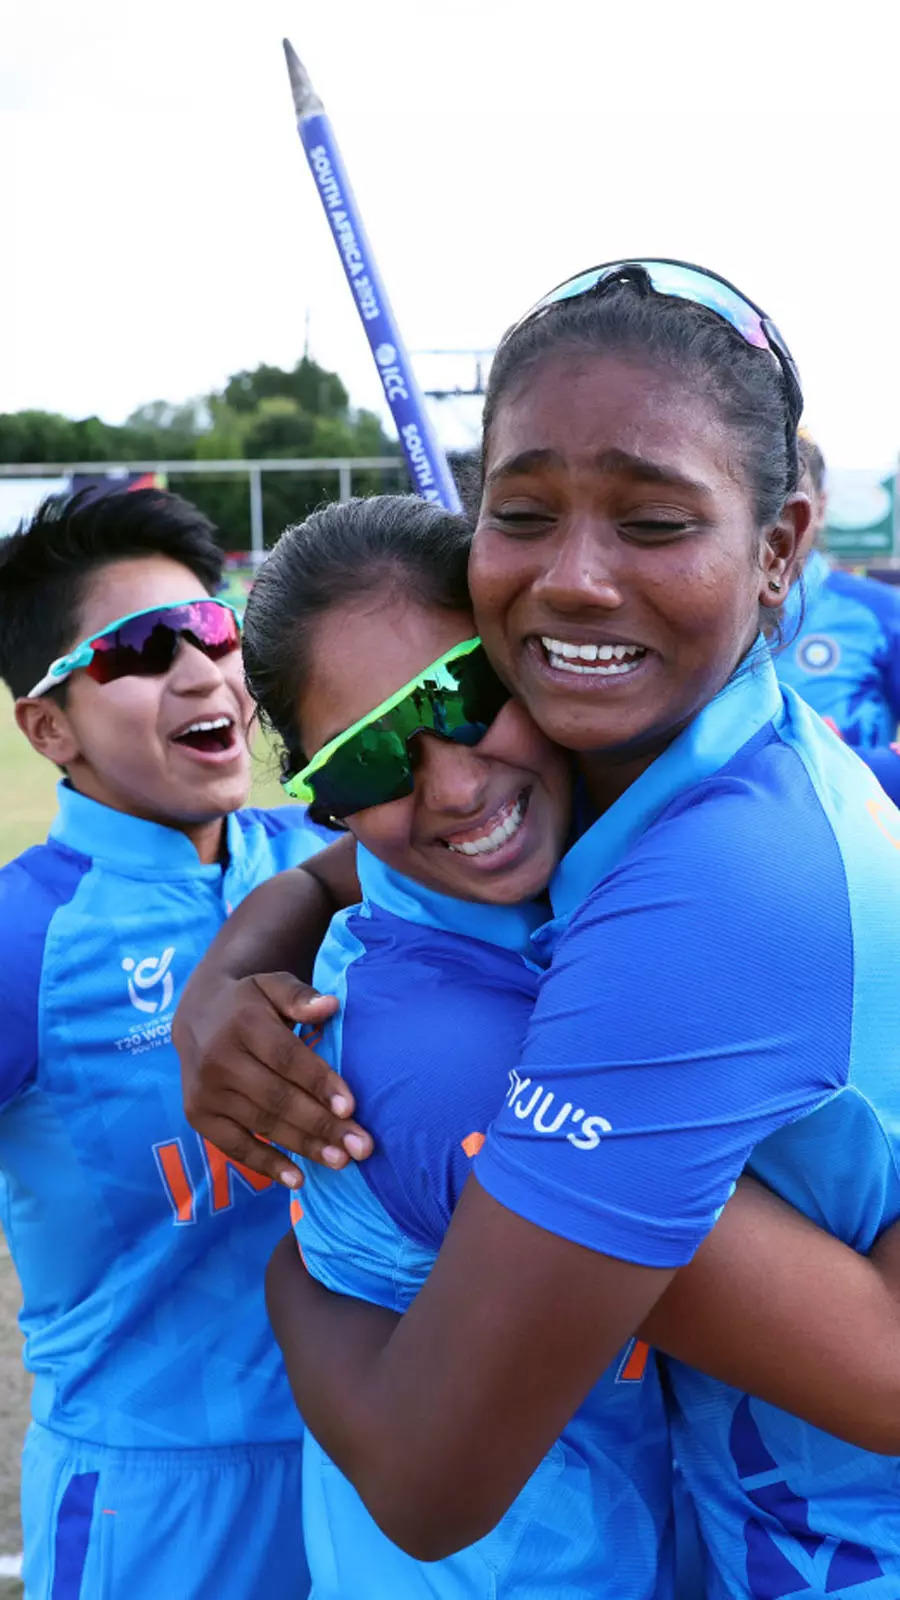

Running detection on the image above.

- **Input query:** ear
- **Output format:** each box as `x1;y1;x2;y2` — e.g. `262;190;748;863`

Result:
759;493;811;609
14;695;81;768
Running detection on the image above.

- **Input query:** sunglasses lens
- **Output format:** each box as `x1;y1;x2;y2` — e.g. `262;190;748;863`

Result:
450;646;511;733
300;646;511;817
531;260;769;353
309;728;415;819
180;603;242;659
86;602;239;684
640;262;768;349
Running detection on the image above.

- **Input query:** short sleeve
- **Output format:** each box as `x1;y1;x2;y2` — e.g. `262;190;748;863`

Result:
341;926;536;1252
857;745;900;806
0;844;88;1109
476;759;853;1267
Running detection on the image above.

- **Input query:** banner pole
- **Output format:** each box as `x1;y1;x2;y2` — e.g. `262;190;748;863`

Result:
283;39;462;514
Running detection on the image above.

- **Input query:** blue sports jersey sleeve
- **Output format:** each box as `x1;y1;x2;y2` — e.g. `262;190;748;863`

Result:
828;570;900;726
477;753;853;1267
857;744;900;806
339;914;538;1252
0;843;90;1109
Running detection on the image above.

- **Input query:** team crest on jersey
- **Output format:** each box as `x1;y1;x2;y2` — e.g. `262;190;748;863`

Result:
121;946;176;1015
796;634;840;673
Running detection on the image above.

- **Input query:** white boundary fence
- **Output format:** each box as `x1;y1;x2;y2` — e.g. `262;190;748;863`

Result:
0;458;407;554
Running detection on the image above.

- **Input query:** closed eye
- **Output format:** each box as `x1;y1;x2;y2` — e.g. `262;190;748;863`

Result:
622;519;695;538
490;509;554;536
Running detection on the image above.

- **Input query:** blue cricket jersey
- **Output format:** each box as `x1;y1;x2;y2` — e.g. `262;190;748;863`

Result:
776;549;900;745
295;846;675;1599
476;643;900;1597
858;742;900;806
0;783;332;1450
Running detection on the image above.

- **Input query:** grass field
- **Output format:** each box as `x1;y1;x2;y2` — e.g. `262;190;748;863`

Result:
0;688;289;1590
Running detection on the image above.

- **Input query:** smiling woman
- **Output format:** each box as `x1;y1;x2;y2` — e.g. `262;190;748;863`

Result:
177;263;900;1600
243;494;571;907
470;263;804;811
0;485;337;1600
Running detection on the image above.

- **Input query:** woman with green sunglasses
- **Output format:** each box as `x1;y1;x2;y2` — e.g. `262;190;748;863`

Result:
181;263;900;1596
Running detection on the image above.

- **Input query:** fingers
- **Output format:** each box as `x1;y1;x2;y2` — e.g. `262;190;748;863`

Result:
237;998;360;1121
211;1079;373;1169
189;1114;306;1189
176;969;375;1174
253;972;340;1027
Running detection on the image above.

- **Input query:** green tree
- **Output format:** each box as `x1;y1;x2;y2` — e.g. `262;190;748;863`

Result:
0;355;402;548
223;356;348;419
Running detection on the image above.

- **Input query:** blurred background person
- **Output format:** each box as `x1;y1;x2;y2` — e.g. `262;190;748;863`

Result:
777;431;900;748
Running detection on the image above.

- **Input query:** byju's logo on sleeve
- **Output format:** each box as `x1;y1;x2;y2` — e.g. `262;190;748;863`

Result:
505;1068;612;1150
122;947;176;1015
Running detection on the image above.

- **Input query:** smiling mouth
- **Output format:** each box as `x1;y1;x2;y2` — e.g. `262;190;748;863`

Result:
443;789;530;857
539;636;648;677
172;716;238;754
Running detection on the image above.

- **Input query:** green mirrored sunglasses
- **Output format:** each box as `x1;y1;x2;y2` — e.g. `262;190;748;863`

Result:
284;637;511;818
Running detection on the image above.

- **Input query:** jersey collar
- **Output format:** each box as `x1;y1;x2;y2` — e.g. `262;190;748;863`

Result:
548;639;784;921
49;781;242;877
356;845;546;957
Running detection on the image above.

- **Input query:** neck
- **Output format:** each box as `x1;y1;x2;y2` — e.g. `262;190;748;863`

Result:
66;775;227;864
575;702;704;816
578;633;766;818
184;817;228;864
576;747;660;816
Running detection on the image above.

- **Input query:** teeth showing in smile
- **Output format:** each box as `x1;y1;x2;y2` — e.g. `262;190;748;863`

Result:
446;793;527;857
182;717;232;735
174;715;235;751
540;637;647;676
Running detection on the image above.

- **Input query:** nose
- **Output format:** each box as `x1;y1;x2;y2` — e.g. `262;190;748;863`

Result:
532;519;623;615
412;734;490;818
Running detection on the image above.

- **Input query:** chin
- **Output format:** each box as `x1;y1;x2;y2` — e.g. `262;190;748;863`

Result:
176;779;250;822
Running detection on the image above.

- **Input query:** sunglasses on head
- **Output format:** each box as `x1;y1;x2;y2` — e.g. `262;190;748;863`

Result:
27;598;242;699
501;257;803;422
284;637;511;819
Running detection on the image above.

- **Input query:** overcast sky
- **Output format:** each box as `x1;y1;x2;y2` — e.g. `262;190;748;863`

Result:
3;0;898;469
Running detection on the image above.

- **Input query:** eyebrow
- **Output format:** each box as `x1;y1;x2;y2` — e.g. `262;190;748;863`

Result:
485;448;562;485
486;446;710;497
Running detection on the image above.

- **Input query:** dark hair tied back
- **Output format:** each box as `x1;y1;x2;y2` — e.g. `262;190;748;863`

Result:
482;265;802;528
242;495;473;803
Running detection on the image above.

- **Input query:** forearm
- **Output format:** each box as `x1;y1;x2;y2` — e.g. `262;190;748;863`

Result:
642;1177;900;1452
266;1181;672;1559
266;1236;408;1509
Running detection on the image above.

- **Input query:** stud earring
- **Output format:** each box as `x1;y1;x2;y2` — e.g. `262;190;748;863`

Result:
768;578;783;593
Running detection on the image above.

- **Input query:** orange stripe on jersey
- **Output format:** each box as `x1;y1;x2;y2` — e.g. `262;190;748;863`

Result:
290;1197;304;1226
868;794;900;850
202;1139;276;1211
618;1339;650;1383
461;1131;486;1159
155;1141;195;1224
